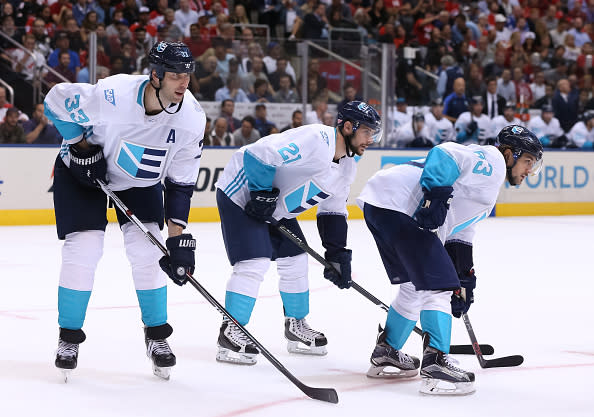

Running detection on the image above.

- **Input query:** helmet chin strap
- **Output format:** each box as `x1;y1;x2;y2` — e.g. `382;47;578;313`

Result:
339;126;357;158
151;78;183;115
505;149;519;185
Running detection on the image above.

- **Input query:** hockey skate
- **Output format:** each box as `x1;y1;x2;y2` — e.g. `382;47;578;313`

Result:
419;334;475;395
216;319;259;365
366;326;419;378
284;317;327;355
55;339;79;383
145;330;176;380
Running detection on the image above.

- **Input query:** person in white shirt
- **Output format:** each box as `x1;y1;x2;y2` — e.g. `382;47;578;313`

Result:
530;71;547;102
492;102;523;135
567;111;594;149
174;0;199;37
527;105;565;147
393;113;433;148
7;33;46;81
424;98;455;144
496;69;517;103
455;96;495;144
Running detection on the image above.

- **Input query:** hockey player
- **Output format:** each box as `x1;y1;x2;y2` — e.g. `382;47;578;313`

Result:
424;98;455;145
454;96;495;145
492;102;523;135
214;101;381;365
394;113;433;148
357;125;543;395
566;111;594;149
44;41;206;381
527;105;566;148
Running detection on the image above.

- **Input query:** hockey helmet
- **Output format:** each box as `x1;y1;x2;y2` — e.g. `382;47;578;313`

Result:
336;101;382;143
412;112;425;122
495;125;543;176
582;110;594;124
149;41;195;80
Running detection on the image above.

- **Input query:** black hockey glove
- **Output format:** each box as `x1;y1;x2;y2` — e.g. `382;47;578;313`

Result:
323;249;352;289
159;233;196;286
414;186;453;231
69;143;107;188
244;188;279;222
465;121;478;137
451;269;476;318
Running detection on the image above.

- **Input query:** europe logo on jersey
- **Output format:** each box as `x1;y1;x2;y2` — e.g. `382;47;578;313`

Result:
104;89;116;106
116;140;168;180
284;181;330;214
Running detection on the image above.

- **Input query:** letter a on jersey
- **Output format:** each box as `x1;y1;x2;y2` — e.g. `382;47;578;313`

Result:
167;129;176;143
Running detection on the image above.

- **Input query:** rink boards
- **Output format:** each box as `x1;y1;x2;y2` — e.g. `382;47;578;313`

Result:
0;146;593;225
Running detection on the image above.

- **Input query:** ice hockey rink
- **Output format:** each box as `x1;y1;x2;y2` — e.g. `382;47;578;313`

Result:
1;216;592;417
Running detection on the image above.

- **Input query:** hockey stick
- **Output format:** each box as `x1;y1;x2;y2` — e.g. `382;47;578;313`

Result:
462;313;523;368
269;219;493;355
96;180;338;404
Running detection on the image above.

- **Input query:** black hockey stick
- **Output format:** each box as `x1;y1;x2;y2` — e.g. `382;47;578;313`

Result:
97;180;338;404
462;313;523;368
269;219;493;355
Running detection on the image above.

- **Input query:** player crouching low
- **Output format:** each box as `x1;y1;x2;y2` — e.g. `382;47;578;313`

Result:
213;102;382;365
357;125;543;395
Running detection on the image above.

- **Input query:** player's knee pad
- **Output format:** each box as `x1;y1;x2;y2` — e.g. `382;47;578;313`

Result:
421;289;453;315
59;230;105;291
277;253;309;294
392;282;423;321
226;257;270;298
122;222;166;290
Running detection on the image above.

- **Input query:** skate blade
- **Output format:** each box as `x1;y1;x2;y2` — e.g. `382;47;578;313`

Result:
419;378;475;396
216;347;257;365
287;340;327;356
60;369;72;383
152;364;173;380
366;364;418;379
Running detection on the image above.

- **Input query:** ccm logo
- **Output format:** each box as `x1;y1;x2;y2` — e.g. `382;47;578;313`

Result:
255;196;278;203
178;239;196;248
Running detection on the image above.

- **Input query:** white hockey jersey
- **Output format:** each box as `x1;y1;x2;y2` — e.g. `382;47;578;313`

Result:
527;116;564;141
492;115;523;136
424;112;455;144
454;112;495;145
386;108;412;147
44;74;206;191
567;121;594;148
216;124;356;220
357;142;506;243
392;121;432;147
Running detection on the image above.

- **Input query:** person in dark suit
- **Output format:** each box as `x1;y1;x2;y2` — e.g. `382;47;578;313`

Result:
482;77;506;119
303;3;329;40
533;83;555;110
552;78;580;132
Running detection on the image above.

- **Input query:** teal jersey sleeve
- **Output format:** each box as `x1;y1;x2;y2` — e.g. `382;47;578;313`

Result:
420;145;461;190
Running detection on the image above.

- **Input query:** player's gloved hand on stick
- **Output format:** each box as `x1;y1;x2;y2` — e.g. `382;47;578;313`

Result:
159;233;196;286
414;186;453;231
69;143;107;188
451;268;476;318
323;249;352;289
465;121;478;136
244;188;279;222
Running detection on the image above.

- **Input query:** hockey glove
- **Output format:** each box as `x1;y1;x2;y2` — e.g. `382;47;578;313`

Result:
69;143;107;188
244;188;279;222
465;121;478;137
159;233;196;286
323;249;352;289
539;135;551;147
450;269;476;318
414;186;453;231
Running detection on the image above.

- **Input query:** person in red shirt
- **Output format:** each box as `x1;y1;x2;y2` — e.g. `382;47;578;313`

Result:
129;7;157;37
414;12;439;46
50;0;72;26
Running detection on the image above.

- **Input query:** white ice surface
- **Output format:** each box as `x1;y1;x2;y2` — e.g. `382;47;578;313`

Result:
1;216;593;417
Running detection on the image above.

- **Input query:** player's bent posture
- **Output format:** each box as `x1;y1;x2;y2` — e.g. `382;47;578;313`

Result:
214;102;381;365
44;41;205;381
357;125;543;395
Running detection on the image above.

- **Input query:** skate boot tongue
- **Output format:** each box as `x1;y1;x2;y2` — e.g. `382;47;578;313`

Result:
284;317;328;356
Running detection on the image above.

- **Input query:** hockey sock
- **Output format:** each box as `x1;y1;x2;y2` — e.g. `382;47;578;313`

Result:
225;291;257;326
385;306;417;350
420;310;452;353
280;290;309;320
58;286;92;330
136;286;167;327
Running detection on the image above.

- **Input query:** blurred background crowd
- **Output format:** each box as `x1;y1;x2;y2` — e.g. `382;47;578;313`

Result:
1;0;594;149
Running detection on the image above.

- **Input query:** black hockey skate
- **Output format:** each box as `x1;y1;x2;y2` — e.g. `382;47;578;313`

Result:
55;328;85;383
284;317;327;355
420;333;475;395
367;325;419;378
216;319;259;365
145;325;176;380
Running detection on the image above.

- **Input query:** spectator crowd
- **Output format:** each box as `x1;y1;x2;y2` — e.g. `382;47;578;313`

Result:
1;0;594;149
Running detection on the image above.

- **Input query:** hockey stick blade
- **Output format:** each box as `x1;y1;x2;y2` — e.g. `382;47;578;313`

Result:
450;344;494;355
481;355;524;368
97;181;339;404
